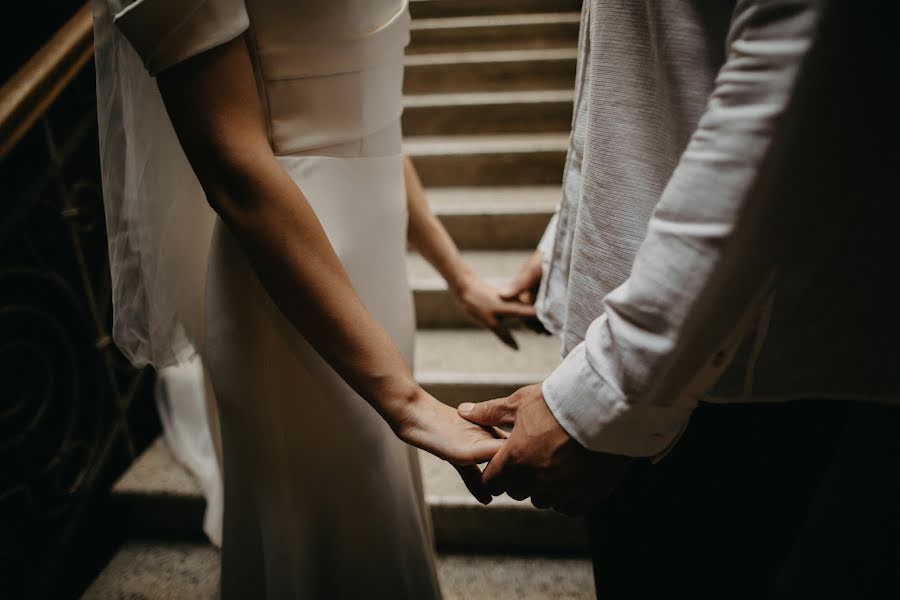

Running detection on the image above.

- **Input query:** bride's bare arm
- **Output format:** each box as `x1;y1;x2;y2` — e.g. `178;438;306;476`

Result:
403;157;536;348
155;36;501;478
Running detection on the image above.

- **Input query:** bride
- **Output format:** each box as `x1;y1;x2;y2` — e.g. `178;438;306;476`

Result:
93;0;535;597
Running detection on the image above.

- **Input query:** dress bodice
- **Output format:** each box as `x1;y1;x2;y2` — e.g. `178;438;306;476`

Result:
113;0;409;157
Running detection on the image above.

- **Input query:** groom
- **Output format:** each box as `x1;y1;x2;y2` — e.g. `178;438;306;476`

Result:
459;0;900;597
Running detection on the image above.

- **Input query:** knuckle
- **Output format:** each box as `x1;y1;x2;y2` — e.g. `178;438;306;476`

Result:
505;447;525;466
481;402;498;419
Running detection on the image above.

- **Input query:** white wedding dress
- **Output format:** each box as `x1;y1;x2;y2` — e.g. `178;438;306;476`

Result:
107;0;441;597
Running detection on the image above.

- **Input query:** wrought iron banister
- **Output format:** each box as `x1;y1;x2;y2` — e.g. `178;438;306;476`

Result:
0;3;93;160
1;4;160;599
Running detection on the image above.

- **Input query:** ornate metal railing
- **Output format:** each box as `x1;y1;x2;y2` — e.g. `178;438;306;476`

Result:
0;4;159;598
0;5;94;160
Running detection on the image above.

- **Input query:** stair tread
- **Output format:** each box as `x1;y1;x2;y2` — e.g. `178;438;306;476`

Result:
438;553;595;600
115;411;559;511
404;89;574;108
415;329;560;379
426;185;560;214
409;0;585;20
405;133;569;156
411;11;581;30
115;438;530;508
114;438;200;499
409;249;533;286
405;47;577;66
115;332;559;498
83;541;595;600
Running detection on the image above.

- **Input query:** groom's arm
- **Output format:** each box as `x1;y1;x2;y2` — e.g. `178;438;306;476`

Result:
543;0;823;457
461;0;834;508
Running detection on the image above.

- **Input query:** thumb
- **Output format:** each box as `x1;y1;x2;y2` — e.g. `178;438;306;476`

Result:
501;252;542;300
458;397;516;427
500;270;534;300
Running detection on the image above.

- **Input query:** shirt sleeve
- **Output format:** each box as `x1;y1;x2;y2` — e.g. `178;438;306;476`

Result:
543;0;822;457
112;0;250;75
537;211;559;258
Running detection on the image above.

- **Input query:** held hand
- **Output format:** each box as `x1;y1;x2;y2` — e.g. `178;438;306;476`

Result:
393;389;507;504
451;272;537;350
500;250;548;335
458;384;629;515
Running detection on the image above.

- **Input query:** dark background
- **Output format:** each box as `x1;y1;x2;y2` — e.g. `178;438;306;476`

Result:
2;1;85;82
2;3;161;598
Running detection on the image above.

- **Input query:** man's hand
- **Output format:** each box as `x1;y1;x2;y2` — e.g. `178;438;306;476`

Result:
457;384;629;514
501;250;548;334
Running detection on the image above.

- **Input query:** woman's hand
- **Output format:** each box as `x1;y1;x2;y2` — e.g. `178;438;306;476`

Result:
401;156;540;348
451;272;538;350
499;250;549;335
391;388;507;504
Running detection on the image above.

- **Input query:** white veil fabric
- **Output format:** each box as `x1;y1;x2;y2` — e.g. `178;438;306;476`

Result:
93;1;225;545
92;0;216;368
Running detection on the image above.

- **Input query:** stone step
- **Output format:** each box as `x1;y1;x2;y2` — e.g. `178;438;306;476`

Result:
420;450;586;554
415;328;560;407
410;0;584;20
113;428;583;559
427;185;558;251
405;134;568;187
408;12;580;54
112;331;566;550
410;251;534;329
404;49;577;94
83;540;596;599
403;90;574;135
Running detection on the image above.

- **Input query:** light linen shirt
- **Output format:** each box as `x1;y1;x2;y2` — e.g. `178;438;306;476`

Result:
537;0;900;457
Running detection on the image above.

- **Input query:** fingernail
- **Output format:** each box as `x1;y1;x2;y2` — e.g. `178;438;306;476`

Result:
458;402;475;415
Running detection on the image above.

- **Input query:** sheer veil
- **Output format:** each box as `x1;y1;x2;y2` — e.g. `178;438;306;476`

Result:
92;0;215;367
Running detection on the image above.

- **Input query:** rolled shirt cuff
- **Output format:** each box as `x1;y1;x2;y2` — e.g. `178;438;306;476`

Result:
542;340;693;457
114;0;250;75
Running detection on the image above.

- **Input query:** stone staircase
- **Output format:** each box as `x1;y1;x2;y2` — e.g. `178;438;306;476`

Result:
85;1;593;598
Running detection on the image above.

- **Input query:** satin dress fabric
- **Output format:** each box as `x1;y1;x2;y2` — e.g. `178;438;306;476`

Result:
111;0;441;597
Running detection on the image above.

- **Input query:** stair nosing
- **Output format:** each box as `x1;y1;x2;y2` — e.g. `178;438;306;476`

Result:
416;370;551;385
403;89;574;108
410;12;582;30
404;133;569;156
115;439;550;511
405;48;577;66
430;203;556;216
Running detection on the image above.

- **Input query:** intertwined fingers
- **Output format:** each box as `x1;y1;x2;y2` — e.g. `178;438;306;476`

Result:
480;441;517;496
497;300;537;320
500;250;542;302
490;325;518;350
462;434;506;465
454;464;492;505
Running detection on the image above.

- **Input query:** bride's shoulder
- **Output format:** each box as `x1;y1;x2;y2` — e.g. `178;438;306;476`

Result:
109;0;250;76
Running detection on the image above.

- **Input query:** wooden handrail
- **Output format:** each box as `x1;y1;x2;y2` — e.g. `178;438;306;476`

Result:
0;3;94;161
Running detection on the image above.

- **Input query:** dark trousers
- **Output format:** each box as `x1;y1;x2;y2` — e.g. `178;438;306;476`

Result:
586;400;900;599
